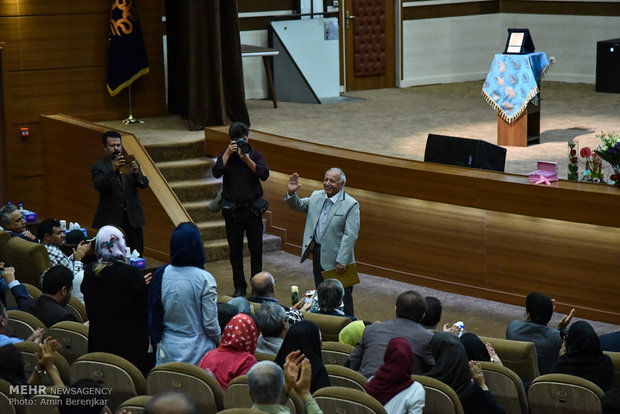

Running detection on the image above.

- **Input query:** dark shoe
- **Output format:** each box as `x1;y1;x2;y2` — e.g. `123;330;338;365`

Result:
232;288;246;298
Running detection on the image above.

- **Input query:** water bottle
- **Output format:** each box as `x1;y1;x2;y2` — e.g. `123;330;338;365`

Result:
291;285;299;306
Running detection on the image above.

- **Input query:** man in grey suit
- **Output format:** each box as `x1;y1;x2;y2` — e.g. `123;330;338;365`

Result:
285;168;360;317
347;290;435;378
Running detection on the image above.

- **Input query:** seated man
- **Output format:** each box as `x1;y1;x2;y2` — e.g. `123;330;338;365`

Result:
0;204;36;241
311;278;356;321
420;296;442;331
347;290;434;378
38;219;91;302
143;391;198;414
247;271;289;311
21;265;78;327
255;301;288;355
506;291;574;374
0;263;29;309
247;354;323;414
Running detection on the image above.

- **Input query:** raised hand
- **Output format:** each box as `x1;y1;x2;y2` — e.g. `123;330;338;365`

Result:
288;173;302;195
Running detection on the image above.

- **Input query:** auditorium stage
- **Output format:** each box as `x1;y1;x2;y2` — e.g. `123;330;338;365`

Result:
98;80;620;338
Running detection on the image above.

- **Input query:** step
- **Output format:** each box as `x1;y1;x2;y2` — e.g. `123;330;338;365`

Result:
156;158;216;181
170;178;221;203
183;200;223;222
204;233;282;262
195;220;227;240
145;139;206;163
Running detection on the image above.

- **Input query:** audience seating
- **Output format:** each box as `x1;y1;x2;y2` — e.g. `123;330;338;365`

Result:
146;362;223;414
223;374;303;414
45;320;89;364
313;386;387;414
603;350;620;388
219;295;257;314
22;282;43;298
302;311;351;342
217;409;266;414
70;352;146;412
0;231;11;263
479;336;540;382
254;352;276;361
6;309;46;339
325;364;368;392
321;341;355;365
115;395;152;414
66;296;88;323
528;373;603;414
15;340;70;386
411;374;464;414
478;361;528;414
0;378;21;414
25;394;61;414
6;236;50;286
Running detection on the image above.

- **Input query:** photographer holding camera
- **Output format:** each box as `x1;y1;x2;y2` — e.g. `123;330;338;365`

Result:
212;122;270;297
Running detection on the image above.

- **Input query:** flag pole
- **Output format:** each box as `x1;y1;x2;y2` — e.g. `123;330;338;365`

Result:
122;85;144;125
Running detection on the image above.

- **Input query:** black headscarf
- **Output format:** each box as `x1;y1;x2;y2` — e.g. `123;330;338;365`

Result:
148;222;205;345
426;332;475;399
170;222;205;267
460;333;492;362
552;321;613;391
0;344;28;388
274;320;330;393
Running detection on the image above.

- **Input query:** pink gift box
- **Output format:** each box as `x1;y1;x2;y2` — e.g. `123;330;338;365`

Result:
529;161;558;183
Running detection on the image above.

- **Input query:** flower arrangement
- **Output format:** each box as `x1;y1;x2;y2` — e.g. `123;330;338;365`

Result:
567;141;578;180
594;132;620;187
579;146;604;183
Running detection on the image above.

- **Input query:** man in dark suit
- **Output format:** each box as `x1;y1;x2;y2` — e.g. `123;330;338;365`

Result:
347;290;435;378
22;265;77;327
91;130;149;255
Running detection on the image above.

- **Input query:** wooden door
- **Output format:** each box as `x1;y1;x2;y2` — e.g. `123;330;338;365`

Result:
341;0;395;91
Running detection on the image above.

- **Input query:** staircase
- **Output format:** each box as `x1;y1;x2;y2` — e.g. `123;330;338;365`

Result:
145;139;281;261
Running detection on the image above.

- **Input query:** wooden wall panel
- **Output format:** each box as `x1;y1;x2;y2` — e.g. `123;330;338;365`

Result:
7;64;165;125
0;0;161;17
6;123;42;177
41;115;191;262
0;11;163;71
6;175;44;210
206;126;620;323
1;0;166;207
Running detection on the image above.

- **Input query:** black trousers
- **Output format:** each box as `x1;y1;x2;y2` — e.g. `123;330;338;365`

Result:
121;211;144;257
224;208;263;292
312;242;354;317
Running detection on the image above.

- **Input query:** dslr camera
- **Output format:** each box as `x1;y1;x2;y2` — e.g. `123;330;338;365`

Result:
235;138;251;154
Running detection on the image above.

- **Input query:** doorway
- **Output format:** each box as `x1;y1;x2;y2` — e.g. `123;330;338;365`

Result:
341;0;395;91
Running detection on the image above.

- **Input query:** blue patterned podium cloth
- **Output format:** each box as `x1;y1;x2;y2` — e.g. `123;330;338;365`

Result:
482;52;550;123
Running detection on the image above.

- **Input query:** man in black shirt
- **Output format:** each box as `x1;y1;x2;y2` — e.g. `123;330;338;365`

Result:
22;265;78;327
212;122;269;297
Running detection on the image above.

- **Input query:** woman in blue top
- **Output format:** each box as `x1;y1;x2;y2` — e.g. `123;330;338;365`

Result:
149;222;221;365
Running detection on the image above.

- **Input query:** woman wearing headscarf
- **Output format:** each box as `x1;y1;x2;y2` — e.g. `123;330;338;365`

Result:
274;320;330;393
552;320;613;391
366;337;425;414
426;332;505;414
198;313;259;391
460;333;502;365
149;222;220;366
81;225;150;373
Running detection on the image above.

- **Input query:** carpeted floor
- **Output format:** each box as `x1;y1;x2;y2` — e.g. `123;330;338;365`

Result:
100;80;620;339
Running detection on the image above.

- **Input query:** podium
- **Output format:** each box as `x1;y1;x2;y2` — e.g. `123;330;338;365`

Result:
483;52;550;147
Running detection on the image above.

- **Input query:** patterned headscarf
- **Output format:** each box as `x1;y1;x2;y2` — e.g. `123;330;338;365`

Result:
220;313;258;354
95;225;127;264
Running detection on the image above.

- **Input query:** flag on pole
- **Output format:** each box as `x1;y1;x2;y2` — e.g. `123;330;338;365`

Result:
106;0;150;96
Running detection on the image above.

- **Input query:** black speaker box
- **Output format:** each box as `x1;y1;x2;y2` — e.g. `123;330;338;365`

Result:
424;134;507;172
596;38;620;94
